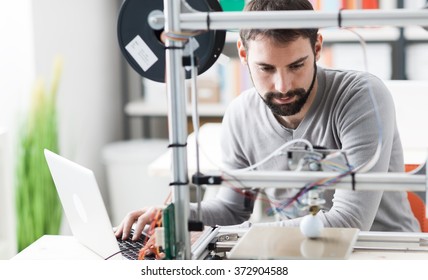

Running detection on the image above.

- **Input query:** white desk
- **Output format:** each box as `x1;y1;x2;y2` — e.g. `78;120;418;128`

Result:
11;235;103;260
10;231;428;260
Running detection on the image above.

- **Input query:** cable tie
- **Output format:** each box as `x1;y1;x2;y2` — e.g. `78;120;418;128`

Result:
206;11;210;31
338;9;344;28
168;143;187;148
351;171;356;191
183;56;199;67
242;189;256;211
169;180;189;186
164;46;185;50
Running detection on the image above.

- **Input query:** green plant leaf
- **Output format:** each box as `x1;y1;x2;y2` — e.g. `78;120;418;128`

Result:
15;57;63;252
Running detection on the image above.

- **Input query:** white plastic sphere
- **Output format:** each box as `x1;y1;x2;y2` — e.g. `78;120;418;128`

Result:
300;214;324;238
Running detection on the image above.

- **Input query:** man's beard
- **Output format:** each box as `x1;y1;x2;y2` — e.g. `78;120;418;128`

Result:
264;88;310;116
262;64;317;117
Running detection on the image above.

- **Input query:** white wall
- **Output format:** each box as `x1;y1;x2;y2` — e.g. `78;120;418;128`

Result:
0;0;35;259
0;0;125;256
0;130;17;259
31;0;124;202
385;80;428;165
33;0;123;199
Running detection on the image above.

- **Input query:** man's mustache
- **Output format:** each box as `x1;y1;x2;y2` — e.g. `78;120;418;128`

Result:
266;89;305;99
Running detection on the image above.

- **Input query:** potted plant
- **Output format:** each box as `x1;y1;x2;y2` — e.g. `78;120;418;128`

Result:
15;58;63;252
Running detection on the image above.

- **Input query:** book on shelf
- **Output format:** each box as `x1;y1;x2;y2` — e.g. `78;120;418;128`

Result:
318;43;392;80
405;43;428;80
141;58;252;106
309;0;393;11
404;0;428;9
217;58;252;104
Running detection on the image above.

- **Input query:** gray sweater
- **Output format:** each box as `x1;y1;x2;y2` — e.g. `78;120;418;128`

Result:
190;66;419;232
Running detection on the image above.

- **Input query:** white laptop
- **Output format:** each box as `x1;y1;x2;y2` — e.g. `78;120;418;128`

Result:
44;149;146;260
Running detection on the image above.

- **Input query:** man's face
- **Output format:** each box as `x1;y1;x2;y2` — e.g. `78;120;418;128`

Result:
238;35;321;117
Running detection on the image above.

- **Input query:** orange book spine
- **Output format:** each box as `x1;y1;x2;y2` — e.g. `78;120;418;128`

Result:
362;0;379;9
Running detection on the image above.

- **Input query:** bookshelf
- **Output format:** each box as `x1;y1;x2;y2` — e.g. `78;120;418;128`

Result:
123;0;428;139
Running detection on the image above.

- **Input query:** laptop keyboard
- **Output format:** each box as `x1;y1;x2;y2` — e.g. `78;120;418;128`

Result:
116;229;148;260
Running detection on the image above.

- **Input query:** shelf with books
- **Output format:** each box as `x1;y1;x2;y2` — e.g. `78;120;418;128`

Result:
126;55;249;118
125;99;227;117
123;0;428;138
127;28;402;119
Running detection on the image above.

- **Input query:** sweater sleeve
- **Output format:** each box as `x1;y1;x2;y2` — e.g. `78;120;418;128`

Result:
188;95;256;226
189;186;255;226
320;75;396;230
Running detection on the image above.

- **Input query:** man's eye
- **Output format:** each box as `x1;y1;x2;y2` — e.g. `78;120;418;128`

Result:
290;63;304;70
260;66;274;72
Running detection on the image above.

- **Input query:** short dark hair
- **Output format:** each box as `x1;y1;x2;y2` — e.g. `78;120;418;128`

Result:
239;0;318;50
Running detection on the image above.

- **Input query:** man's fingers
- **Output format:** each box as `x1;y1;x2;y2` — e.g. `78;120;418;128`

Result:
132;207;158;240
114;207;162;241
119;209;145;240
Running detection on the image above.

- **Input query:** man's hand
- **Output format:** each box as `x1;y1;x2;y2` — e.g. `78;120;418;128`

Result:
114;206;162;241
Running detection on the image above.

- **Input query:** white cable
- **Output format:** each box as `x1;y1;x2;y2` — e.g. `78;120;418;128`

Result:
194;134;314;175
344;28;369;71
231;138;314;173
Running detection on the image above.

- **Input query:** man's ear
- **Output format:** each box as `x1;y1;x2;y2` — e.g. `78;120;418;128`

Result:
314;33;323;61
237;39;248;64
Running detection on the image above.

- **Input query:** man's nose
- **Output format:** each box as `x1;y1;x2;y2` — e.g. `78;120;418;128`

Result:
274;71;292;93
